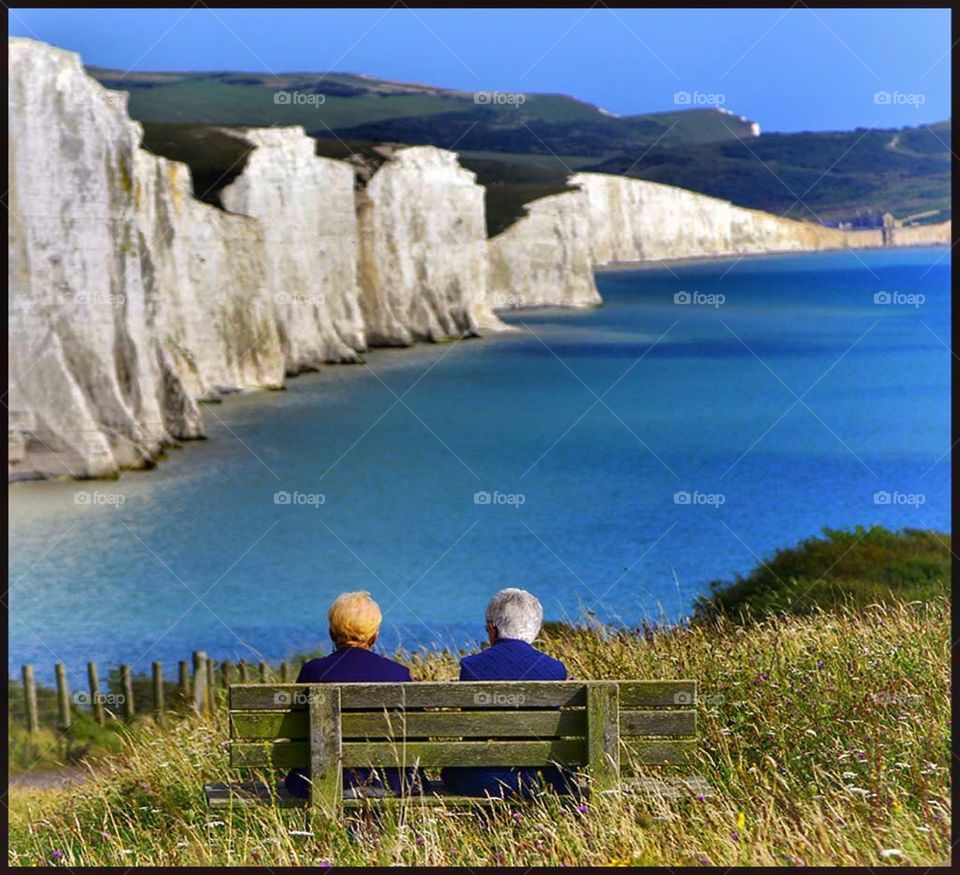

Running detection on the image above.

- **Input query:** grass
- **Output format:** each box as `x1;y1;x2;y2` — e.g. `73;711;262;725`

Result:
694;526;950;621
7;593;950;866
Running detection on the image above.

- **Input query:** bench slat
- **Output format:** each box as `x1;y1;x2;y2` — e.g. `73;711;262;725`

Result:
618;681;697;707
620;709;696;737
230;738;585;769
231;709;588;740
620;738;697;766
204;780;548;809
230;681;593;711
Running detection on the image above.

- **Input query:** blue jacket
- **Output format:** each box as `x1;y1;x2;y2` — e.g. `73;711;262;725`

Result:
284;646;419;799
441;638;575;798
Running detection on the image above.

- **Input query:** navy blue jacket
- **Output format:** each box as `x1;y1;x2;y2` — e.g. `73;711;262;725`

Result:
284;646;419;799
441;638;574;798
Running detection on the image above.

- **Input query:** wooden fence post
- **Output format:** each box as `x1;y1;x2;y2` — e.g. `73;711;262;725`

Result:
281;661;290;683
221;661;234;688
259;661;269;683
22;665;39;734
192;651;208;714
178;660;190;705
239;660;249;683
88;662;104;725
152;662;165;727
55;662;72;729
120;664;135;721
206;658;216;711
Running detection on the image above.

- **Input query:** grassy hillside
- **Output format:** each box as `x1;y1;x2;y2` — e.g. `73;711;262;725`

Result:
98;66;948;230
89;66;756;155
694;526;950;620
8;593;949;866
584;123;951;223
8;527;950;866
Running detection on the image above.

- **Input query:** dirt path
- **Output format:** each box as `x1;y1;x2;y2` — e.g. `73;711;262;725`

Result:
8;766;91;791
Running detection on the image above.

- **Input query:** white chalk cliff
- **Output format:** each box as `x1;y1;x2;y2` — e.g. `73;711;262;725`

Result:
357;146;504;345
8;38;183;479
134;150;285;402
7;36;951;481
487;173;950;310
218;127;367;372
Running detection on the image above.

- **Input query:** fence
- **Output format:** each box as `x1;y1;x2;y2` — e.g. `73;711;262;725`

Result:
12;653;296;733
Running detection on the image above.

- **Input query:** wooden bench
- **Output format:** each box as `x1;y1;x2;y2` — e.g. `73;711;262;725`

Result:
204;679;697;820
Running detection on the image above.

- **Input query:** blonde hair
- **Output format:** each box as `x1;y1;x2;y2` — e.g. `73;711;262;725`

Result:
328;591;382;648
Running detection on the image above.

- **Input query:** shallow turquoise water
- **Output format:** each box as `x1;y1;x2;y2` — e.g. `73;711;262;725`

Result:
8;248;950;680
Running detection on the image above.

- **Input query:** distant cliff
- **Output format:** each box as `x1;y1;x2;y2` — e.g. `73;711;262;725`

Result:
487;174;949;310
356;146;503;346
7;37;951;481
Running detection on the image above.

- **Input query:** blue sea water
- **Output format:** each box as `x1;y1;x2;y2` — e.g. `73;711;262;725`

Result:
8;248;951;681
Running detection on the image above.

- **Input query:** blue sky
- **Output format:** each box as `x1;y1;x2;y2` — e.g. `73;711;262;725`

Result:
8;7;950;132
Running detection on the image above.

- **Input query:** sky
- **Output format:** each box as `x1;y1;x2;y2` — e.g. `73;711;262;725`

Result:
8;7;951;132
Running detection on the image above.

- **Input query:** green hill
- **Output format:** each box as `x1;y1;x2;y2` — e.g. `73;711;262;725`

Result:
100;66;949;233
583;122;951;224
89;67;757;156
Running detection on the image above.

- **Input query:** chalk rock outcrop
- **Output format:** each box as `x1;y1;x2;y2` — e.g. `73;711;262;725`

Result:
488;173;950;310
573;173;883;263
888;220;951;247
487;188;602;309
8;38;181;479
8;37;286;479
134;150;284;401
219;127;367;372
357;146;504;345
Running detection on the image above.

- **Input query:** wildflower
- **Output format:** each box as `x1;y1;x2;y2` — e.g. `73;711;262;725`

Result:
51;850;63;860
318;862;332;869
731;831;740;842
576;803;588;814
512;811;522;821
817;660;824;669
695;793;705;802
879;849;903;859
737;811;745;832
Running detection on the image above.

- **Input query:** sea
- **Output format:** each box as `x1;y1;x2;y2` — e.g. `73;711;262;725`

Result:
8;247;950;681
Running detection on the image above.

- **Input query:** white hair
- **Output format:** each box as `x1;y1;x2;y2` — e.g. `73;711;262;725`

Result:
485;588;543;643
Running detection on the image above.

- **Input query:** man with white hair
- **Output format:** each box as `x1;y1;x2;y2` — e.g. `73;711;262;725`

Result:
440;588;571;798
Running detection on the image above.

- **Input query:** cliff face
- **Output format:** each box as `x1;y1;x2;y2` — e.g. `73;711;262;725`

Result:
573;173;887;262
888;220;951;247
487;173;944;310
357;146;504;345
134;150;284;402
8;38;175;479
487;188;602;309
218;128;366;372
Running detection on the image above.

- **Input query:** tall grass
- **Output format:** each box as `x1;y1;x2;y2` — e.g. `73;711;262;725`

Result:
8;597;950;867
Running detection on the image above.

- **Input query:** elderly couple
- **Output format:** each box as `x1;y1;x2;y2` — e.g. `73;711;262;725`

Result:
285;588;571;800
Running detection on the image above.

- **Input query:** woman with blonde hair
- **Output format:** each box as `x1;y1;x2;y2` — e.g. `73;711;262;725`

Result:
284;591;419;799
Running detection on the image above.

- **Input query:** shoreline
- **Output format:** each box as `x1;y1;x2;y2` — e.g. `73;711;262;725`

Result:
593;240;952;273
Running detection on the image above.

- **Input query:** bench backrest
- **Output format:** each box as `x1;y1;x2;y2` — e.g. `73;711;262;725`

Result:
228;680;696;811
